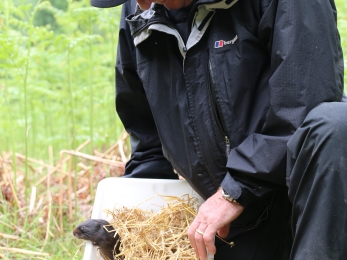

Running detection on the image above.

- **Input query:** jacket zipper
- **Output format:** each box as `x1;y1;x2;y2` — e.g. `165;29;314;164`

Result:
209;58;274;237
208;59;230;158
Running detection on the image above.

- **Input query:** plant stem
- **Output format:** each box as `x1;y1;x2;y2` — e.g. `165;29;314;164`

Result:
88;13;95;200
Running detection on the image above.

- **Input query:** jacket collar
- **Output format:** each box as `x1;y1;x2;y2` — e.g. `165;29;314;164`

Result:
126;0;238;56
126;0;238;35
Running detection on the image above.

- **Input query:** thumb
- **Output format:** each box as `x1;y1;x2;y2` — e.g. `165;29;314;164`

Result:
217;223;230;238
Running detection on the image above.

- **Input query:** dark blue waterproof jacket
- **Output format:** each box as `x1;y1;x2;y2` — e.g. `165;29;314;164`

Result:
116;0;344;207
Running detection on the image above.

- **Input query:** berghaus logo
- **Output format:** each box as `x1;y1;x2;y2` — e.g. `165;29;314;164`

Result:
215;35;238;48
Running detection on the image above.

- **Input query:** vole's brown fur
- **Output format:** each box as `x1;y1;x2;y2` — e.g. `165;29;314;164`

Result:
73;219;121;260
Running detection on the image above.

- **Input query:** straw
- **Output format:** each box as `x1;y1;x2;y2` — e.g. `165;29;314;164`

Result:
104;194;200;260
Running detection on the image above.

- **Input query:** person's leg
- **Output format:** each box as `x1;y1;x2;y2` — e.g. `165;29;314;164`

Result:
287;102;347;260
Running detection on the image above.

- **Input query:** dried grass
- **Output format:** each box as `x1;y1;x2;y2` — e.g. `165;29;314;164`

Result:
0;131;129;258
1;130;196;259
105;195;200;260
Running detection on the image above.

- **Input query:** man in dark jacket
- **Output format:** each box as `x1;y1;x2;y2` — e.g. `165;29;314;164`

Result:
92;0;347;259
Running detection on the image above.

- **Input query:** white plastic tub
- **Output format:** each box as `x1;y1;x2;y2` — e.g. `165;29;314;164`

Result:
82;177;213;260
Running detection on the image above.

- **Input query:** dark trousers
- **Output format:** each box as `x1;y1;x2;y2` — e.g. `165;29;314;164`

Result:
214;189;292;260
287;102;347;260
215;101;347;260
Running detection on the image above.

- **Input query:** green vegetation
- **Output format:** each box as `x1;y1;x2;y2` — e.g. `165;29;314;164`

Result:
337;0;347;87
0;0;124;259
0;0;123;160
0;0;346;259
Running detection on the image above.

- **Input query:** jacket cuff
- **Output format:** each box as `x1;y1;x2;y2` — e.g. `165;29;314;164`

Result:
221;174;255;207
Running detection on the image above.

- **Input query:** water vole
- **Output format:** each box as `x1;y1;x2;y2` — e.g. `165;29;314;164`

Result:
73;219;121;260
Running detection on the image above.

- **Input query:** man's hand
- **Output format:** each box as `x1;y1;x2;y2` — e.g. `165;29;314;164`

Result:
188;188;244;259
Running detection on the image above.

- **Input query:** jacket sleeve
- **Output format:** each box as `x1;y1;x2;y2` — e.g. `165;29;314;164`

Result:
116;0;178;179
222;0;344;206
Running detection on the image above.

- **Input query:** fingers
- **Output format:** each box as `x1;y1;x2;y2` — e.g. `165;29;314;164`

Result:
188;222;217;259
203;226;217;256
195;227;208;259
196;224;212;259
188;222;207;259
188;188;245;259
217;224;230;238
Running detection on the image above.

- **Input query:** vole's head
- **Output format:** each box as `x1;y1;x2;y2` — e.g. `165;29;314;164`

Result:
73;219;116;247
